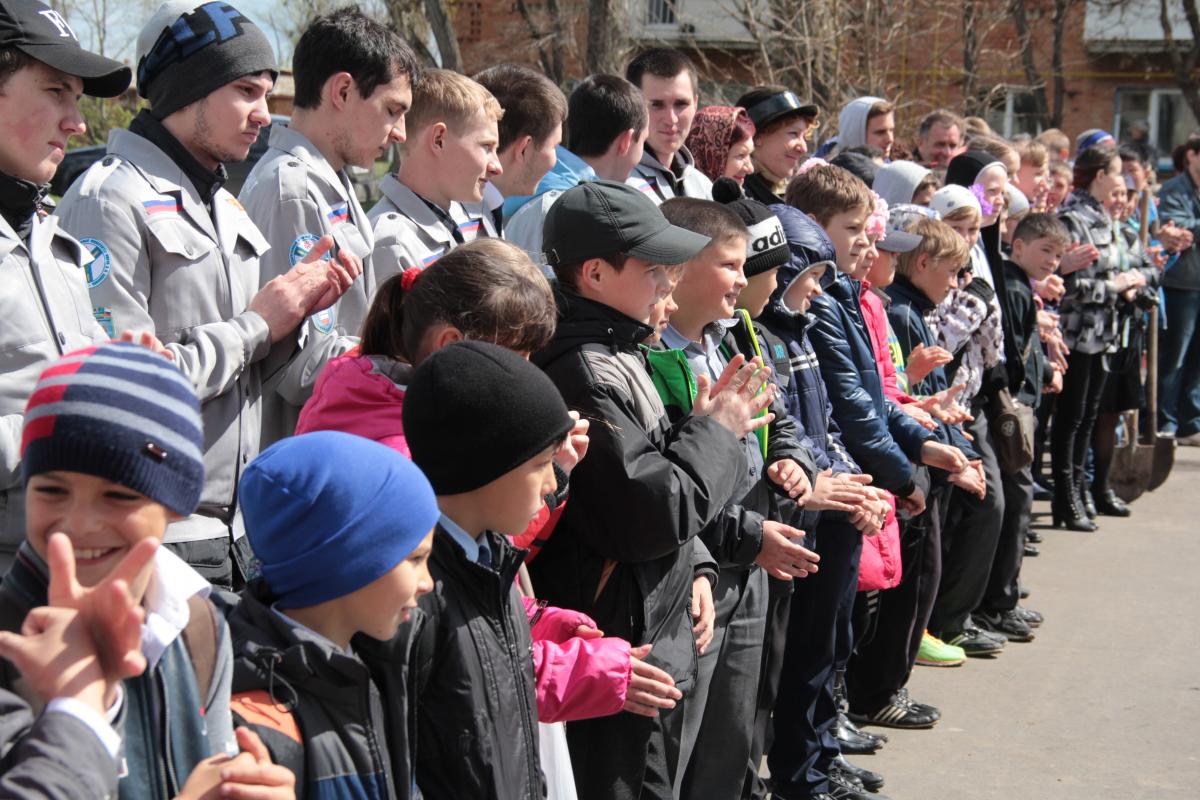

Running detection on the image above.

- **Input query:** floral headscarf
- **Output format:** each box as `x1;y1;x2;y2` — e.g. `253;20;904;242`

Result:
686;105;753;182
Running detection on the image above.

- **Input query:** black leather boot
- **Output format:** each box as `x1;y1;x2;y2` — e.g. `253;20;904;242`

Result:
1094;487;1131;516
1051;466;1096;531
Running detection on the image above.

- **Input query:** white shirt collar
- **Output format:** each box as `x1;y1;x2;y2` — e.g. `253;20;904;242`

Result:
140;546;210;670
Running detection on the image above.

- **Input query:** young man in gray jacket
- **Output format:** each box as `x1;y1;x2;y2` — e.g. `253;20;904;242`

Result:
54;0;361;588
239;7;417;448
0;0;132;569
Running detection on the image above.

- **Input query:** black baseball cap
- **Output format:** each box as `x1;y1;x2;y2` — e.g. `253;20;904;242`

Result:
542;180;711;267
0;0;131;97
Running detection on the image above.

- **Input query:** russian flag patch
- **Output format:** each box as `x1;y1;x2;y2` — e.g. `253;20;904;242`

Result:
143;197;181;216
327;202;349;225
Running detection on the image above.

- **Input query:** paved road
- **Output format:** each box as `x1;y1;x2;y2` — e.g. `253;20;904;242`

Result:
852;446;1200;799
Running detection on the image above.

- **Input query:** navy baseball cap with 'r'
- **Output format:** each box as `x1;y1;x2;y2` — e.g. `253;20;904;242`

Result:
542;180;711;267
0;0;131;97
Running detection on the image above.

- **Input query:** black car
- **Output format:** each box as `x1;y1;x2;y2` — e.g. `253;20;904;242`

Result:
49;114;290;198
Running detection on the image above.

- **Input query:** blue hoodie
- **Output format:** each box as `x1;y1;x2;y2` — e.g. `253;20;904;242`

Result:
501;146;597;221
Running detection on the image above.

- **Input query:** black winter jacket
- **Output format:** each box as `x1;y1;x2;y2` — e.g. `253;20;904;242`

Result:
530;290;742;688
217;584;404;800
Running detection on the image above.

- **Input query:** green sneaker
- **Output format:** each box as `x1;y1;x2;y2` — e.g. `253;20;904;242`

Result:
916;631;966;667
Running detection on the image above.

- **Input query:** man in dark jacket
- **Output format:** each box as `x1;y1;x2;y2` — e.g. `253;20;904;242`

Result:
530;181;771;800
1158;136;1200;442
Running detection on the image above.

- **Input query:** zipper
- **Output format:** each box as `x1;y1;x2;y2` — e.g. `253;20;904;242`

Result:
162;668;178;796
495;557;539;797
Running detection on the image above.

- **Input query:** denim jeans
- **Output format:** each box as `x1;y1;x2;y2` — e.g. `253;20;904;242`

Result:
1158;287;1200;436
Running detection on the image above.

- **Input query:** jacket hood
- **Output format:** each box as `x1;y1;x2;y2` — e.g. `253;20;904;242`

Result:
838;96;885;150
640;143;698;176
533;288;654;370
294;353;412;456
502;146;596;219
885;273;936;314
874;161;931;207
946;150;1005;188
770;203;837;298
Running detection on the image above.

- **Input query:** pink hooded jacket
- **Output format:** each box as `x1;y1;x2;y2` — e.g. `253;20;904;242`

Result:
297;350;632;722
855;283;903;592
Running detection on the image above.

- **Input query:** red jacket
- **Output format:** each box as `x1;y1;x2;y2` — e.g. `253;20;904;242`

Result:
856;284;904;592
297;351;632;721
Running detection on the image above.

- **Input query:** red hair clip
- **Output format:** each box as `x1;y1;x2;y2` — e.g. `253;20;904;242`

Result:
400;267;422;292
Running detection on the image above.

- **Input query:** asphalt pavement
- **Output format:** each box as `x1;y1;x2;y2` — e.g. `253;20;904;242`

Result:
844;446;1200;799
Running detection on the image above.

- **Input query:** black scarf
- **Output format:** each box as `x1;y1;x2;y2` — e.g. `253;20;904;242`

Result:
0;172;45;242
129;109;227;211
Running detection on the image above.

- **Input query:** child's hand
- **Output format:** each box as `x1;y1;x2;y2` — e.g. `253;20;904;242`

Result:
118;329;175;361
220;728;297;800
755;522;819;581
572;624;604;640
900;402;937;430
807;469;870;512
692;355;776;438
904;343;953;385
1046;368;1064;395
691;577;715;654
0;607;109;714
1059;242;1099;275
767;459;812;503
1035;274;1065;302
554;411;590;475
920;441;969;473
896;485;926;516
623;645;682;718
918;383;970;425
948;460;987;499
46;533;154;693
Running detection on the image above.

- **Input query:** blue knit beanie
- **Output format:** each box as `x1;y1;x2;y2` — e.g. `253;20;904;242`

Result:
21;342;204;516
240;431;440;610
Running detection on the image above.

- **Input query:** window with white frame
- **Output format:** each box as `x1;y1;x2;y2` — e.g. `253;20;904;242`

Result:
646;0;679;26
1114;87;1199;170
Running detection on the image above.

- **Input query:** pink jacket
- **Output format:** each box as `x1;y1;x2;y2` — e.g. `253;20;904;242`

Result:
855;283;903;592
298;351;633;722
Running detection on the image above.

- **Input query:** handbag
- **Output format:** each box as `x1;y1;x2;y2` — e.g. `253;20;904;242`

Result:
992;337;1036;474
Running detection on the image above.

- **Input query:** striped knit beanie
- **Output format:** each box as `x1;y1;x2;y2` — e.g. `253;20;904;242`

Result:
21;342;204;516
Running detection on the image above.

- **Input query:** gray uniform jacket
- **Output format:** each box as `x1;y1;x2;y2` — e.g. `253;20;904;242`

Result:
0;214;104;567
366;174;496;292
238;125;373;448
0;688;118;799
55;129;274;545
625;146;713;205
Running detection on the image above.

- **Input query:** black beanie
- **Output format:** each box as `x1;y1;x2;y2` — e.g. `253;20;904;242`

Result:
945;150;1003;189
136;1;278;120
712;177;789;277
402;341;574;495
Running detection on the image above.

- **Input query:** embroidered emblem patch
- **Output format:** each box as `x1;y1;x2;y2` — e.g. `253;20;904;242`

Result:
289;233;325;267
80;238;111;287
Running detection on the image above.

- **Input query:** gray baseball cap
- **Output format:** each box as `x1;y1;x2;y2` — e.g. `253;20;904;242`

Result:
542;180;711;267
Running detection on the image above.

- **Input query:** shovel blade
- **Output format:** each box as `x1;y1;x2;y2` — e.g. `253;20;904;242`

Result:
1147;437;1176;492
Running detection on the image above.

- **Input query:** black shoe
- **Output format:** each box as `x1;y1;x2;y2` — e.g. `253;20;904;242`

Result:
1015;605;1044;627
935;625;1007;656
1051;502;1097;531
1019;584;1030;599
895;687;940;720
1082;485;1098;519
833;756;885;793
1024;542;1040;557
835;712;883;754
828;769;892;800
976;609;1035;642
1094;488;1131;517
1052;472;1098;531
1026;529;1043;543
849;691;938;729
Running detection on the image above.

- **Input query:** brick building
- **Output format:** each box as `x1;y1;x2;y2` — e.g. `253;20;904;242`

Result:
453;0;1196;165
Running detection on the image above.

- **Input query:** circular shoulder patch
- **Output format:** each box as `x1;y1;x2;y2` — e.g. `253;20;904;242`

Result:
289;233;324;267
311;307;336;335
80;237;111;288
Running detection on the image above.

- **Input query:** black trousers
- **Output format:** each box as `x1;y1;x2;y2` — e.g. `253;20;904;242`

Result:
1050;349;1108;493
930;411;1005;634
568;704;684;800
767;519;862;798
745;577;794;800
845;488;944;714
980;463;1032;613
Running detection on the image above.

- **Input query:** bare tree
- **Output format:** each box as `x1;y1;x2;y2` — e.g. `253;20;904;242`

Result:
586;0;628;74
1160;0;1200;124
513;0;579;84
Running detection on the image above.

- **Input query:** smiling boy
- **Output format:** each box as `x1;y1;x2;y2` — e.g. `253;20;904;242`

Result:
367;68;501;286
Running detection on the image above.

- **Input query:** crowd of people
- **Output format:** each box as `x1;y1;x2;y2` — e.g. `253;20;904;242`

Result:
2;1;1198;799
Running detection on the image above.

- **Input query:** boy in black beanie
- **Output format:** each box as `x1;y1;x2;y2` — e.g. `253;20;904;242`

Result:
403;340;575;800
